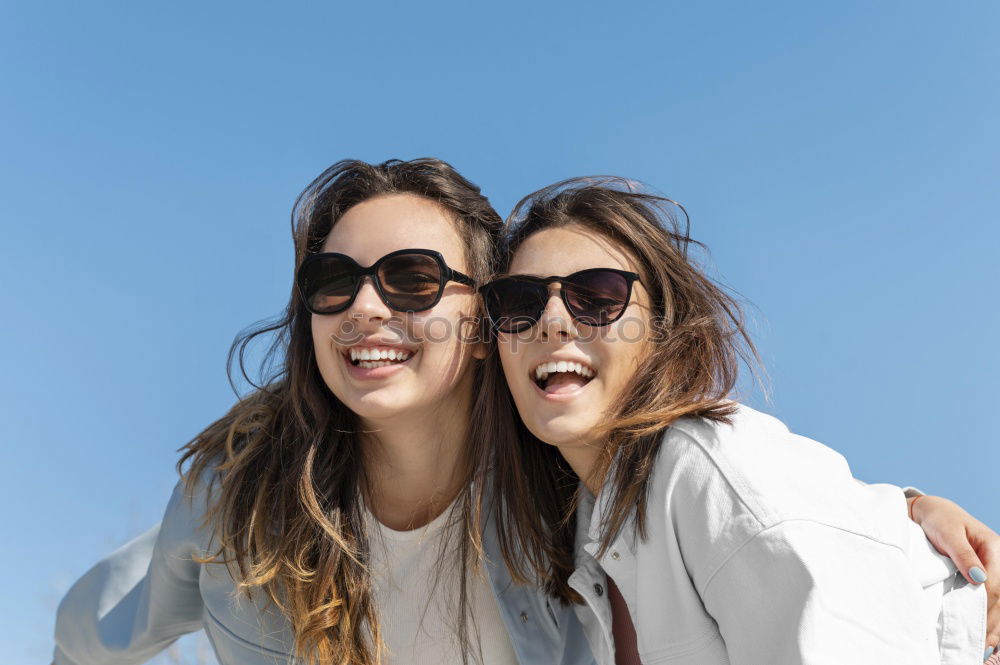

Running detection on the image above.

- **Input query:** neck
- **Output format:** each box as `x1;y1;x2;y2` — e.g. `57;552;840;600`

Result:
555;437;608;498
361;377;473;531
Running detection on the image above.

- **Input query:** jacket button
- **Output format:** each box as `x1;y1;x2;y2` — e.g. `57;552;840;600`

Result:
520;611;529;623
611;551;620;560
594;583;604;596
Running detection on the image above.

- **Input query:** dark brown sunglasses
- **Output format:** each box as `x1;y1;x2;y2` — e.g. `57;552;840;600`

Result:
479;268;640;333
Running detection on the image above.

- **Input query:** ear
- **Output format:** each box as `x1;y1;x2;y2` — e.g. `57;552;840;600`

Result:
464;314;490;360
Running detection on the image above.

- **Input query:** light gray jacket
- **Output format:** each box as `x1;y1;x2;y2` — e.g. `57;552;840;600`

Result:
52;469;595;665
566;404;986;665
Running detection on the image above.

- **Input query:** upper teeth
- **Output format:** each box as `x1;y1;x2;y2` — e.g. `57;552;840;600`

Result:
350;347;410;362
534;361;594;381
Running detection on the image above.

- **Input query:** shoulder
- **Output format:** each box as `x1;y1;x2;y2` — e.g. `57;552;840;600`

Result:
160;461;223;556
655;403;862;524
643;403;906;581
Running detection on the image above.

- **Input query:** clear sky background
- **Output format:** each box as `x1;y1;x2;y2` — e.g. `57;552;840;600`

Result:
2;2;997;662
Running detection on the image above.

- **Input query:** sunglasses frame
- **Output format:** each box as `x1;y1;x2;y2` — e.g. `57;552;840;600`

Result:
297;248;476;315
479;268;640;333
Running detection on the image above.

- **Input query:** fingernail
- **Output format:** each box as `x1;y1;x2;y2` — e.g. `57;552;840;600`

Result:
970;566;988;584
984;645;996;662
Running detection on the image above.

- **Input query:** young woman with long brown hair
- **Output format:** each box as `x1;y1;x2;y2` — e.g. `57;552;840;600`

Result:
479;178;999;664
53;161;994;665
52;158;598;665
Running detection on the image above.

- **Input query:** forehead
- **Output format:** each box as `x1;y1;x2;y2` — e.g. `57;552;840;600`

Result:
321;193;466;269
508;224;638;277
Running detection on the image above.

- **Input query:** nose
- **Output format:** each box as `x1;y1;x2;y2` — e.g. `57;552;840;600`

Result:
537;285;575;342
346;276;392;326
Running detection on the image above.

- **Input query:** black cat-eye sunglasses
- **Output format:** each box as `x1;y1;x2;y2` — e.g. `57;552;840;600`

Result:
297;248;475;315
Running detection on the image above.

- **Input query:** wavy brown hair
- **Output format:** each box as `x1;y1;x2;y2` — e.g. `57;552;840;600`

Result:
175;158;502;665
480;177;761;603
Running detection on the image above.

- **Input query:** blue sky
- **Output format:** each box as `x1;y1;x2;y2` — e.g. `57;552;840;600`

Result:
2;2;997;662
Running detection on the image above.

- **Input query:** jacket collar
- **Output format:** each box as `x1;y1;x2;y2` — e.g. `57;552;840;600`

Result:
575;477;638;565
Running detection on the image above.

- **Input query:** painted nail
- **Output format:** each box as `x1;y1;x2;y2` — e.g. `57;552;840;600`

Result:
983;645;996;662
970;566;988;584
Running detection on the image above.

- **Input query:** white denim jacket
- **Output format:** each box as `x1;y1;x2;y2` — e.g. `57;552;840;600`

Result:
52;470;596;665
568;404;987;665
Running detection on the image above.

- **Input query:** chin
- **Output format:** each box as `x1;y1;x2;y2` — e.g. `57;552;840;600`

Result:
342;389;416;421
524;414;595;448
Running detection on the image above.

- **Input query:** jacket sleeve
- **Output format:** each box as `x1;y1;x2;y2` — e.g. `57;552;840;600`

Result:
852;476;925;499
53;476;210;665
700;519;940;664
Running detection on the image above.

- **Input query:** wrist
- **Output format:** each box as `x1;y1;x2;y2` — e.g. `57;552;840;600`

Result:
908;494;928;522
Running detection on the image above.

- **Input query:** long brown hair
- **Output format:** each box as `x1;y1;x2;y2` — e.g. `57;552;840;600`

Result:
480;176;760;603
176;158;502;665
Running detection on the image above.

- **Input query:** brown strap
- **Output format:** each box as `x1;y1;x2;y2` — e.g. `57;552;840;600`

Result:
606;576;643;665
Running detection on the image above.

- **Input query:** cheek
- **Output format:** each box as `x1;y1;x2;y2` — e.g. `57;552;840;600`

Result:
310;319;347;383
593;317;651;399
411;301;480;378
615;315;649;346
410;295;476;344
602;341;647;400
496;336;529;382
419;317;452;345
312;313;367;352
310;316;331;358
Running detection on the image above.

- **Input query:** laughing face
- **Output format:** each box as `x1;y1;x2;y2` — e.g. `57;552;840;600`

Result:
497;224;653;455
310;193;481;427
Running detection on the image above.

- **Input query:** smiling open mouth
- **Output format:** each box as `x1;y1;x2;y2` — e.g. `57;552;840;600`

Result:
532;361;596;394
345;346;414;369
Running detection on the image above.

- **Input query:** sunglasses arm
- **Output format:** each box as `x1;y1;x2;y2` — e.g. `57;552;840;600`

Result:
448;269;476;287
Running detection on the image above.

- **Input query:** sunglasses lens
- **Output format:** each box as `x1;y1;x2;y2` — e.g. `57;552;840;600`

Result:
377;253;444;311
299;255;359;313
564;271;630;325
484;279;547;332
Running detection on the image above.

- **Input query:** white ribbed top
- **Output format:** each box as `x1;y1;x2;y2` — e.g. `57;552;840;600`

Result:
365;500;519;665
